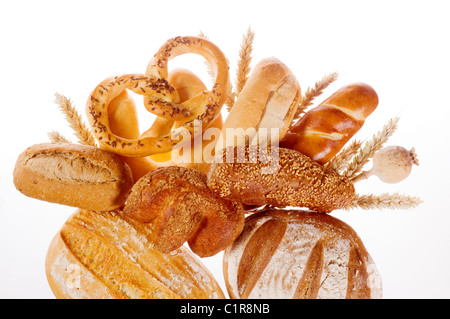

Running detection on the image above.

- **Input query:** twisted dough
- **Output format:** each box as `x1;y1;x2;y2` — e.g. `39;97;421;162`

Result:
123;166;244;257
86;36;230;158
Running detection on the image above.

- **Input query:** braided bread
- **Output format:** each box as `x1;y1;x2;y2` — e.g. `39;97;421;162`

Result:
123;166;244;257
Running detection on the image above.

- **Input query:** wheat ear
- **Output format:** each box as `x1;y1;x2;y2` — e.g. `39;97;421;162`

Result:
346;193;423;210
342;117;399;179
47;130;72;144
292;72;339;122
54;93;97;147
325;139;363;172
234;27;255;97
198;31;216;81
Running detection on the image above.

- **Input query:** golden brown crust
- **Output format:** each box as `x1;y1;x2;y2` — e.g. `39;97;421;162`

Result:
216;57;300;150
223;208;382;299
87;36;230;157
123;166;245;257
207;146;355;213
281;83;378;164
45;209;225;299
13;143;133;211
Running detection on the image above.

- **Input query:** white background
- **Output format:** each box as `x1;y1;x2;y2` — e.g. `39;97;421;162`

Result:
1;0;449;298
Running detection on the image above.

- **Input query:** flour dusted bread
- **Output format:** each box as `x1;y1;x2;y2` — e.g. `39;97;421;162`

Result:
223;209;382;299
45;209;225;299
13;143;133;211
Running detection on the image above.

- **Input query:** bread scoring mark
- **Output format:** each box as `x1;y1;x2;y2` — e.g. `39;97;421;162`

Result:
25;153;117;184
346;247;371;299
237;218;287;298
292;239;325;299
60;218;180;299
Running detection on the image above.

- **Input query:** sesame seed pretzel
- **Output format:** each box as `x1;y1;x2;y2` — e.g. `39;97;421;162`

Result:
86;36;230;157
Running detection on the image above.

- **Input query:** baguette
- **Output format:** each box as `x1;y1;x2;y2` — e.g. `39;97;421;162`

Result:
13;143;133;211
223;209;382;299
46;209;225;299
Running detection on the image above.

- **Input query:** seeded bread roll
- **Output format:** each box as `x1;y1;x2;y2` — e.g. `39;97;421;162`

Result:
223;209;382;299
13;143;133;211
207;146;355;213
46;209;225;299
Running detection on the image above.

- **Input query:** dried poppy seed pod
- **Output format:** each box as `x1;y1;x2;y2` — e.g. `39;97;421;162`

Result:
353;146;419;184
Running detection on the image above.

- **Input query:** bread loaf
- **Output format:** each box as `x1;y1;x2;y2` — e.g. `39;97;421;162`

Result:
215;57;301;150
281;83;378;164
13;143;133;211
223;209;382;299
207;146;355;213
46;209;225;299
124;166;245;257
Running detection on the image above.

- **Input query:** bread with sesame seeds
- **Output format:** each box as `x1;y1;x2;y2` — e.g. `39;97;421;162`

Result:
123;166;245;257
45;209;225;299
13;143;133;211
207;146;355;213
223;208;382;299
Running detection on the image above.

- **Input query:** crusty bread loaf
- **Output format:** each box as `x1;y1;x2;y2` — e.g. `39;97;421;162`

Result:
13;143;133;211
281;83;378;164
124;166;245;257
207;146;355;213
215;57;301;150
223;209;382;299
46;209;225;299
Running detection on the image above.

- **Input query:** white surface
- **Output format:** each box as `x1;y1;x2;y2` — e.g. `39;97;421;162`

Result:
1;0;449;298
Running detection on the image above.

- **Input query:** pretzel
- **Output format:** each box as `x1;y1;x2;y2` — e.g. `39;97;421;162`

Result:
86;36;230;158
146;68;223;174
106;86;161;182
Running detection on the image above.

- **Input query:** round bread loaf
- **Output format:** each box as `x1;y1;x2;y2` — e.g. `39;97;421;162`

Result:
46;209;225;299
223;209;382;299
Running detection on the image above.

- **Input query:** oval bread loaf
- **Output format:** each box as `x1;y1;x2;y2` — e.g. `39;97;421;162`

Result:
223;209;382;299
45;209;225;299
207;146;355;213
13;143;133;211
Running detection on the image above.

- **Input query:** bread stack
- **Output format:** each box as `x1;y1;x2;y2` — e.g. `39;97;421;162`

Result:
12;33;420;299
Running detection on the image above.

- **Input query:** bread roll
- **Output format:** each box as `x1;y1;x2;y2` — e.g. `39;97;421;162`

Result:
223;209;382;299
216;57;301;150
13;143;133;211
207;146;355;213
124;166;244;257
46;209;225;299
281;83;378;164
